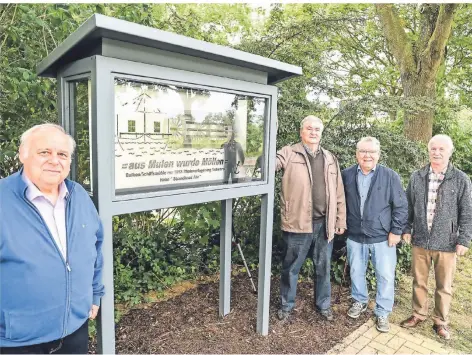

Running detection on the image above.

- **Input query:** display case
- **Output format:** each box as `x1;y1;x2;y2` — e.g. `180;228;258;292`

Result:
37;13;301;354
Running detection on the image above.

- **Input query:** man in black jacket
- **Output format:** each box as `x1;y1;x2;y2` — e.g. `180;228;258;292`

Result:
342;137;407;333
401;134;472;340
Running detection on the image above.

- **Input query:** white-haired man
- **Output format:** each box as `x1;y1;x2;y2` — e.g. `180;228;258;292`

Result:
342;137;408;333
276;115;346;321
0;124;104;353
401;134;472;339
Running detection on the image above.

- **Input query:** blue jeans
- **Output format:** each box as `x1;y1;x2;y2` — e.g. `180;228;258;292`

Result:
280;220;333;312
347;238;397;317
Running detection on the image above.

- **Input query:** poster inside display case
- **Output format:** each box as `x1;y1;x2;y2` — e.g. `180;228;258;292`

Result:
114;78;267;194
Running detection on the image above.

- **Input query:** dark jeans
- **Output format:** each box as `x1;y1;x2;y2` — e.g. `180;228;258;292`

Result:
0;320;88;354
280;220;333;312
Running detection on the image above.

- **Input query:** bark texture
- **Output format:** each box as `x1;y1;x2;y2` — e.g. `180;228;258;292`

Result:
375;4;458;144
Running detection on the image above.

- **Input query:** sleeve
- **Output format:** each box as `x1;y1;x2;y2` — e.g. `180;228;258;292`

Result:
389;171;408;235
92;210;105;306
275;146;291;172
457;175;472;248
403;174;415;235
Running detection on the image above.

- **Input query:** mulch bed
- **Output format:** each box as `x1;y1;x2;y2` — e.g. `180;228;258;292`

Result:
91;273;373;353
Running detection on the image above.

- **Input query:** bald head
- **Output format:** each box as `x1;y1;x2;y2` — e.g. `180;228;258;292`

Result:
19;124;75;194
20;124;75;159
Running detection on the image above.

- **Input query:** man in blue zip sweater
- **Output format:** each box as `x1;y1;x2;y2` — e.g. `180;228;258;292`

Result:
342;137;407;333
0;124;105;354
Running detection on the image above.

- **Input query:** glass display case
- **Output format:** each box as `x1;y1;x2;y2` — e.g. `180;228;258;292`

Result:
113;77;267;194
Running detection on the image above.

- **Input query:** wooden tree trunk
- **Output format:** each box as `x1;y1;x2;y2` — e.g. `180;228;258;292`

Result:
402;76;436;144
375;4;458;144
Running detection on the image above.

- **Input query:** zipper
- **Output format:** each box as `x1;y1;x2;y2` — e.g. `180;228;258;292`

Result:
62;195;73;337
423;172;430;249
324;157;333;236
363;169;378;216
428;174;446;249
22;188;73;338
424;169;447;249
354;171;363;231
355;167;377;237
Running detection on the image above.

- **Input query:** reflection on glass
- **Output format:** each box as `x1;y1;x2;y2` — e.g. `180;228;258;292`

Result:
71;79;92;194
114;78;266;194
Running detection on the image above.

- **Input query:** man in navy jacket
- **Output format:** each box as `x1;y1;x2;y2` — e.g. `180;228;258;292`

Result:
342;137;407;333
0;124;104;353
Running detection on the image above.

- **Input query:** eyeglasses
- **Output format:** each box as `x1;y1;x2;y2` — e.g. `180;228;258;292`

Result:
357;150;379;156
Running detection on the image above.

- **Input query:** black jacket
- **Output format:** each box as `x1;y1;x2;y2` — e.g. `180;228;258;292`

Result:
404;164;472;252
342;164;408;243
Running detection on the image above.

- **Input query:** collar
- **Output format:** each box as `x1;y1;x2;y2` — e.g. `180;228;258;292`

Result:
21;171;69;203
357;164;376;175
420;163;454;179
429;165;447;176
302;143;321;158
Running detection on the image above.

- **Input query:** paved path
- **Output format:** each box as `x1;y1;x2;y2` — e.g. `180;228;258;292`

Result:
327;319;462;354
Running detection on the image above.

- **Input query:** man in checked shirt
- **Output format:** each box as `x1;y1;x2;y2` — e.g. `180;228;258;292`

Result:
401;134;472;339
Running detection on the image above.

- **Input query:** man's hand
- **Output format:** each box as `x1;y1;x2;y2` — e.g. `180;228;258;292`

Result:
456;245;469;256
388;232;401;247
335;228;345;235
89;305;100;320
402;233;411;244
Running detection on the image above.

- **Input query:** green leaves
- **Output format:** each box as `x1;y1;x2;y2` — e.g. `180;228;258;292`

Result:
0;3;255;178
2;3;471;308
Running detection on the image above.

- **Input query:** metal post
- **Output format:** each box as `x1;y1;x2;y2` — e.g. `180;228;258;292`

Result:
96;215;115;353
256;193;274;335
219;198;232;317
94;57;116;354
256;90;277;335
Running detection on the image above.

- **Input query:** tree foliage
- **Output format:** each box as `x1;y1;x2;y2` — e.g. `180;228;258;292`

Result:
0;3;254;178
375;3;459;143
1;4;471;304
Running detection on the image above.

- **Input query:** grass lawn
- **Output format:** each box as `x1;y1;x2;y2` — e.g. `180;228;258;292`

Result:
391;252;472;353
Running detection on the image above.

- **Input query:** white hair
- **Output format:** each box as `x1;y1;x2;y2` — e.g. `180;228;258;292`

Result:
300;115;324;130
20;123;76;156
428;134;454;152
356;136;381;151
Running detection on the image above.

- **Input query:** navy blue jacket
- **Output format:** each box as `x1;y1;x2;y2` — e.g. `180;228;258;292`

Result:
342;164;408;243
0;171;104;347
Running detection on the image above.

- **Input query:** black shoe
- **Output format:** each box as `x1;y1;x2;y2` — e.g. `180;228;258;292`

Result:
277;309;291;321
318;308;334;321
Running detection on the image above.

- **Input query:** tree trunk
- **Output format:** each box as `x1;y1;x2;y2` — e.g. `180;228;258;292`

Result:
404;106;434;143
402;76;436;144
375;4;458;144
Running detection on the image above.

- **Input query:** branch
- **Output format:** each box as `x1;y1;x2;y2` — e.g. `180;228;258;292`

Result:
0;4;17;55
42;9;49;56
0;4;11;23
426;4;458;61
375;4;416;74
343;27;389;67
416;4;439;58
268;28;305;58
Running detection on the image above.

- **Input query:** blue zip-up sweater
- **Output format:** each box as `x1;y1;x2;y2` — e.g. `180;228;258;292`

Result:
0;171;104;347
342;164;408;243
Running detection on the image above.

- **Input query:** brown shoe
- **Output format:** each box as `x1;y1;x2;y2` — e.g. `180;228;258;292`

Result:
433;324;451;340
400;315;424;328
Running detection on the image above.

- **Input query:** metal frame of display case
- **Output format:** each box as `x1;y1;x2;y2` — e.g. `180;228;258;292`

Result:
37;14;301;354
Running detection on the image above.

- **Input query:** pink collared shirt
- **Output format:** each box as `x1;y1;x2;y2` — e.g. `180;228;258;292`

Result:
22;173;69;260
